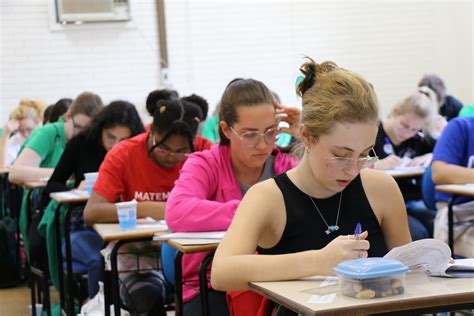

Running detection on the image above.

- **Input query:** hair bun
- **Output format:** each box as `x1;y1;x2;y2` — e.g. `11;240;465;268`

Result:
146;89;179;116
181;94;209;120
297;58;339;97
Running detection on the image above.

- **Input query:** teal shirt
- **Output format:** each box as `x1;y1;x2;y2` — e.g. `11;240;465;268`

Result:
201;115;220;144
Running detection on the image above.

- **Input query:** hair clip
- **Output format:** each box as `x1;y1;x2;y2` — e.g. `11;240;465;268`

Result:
194;117;201;123
295;75;305;88
159;105;166;114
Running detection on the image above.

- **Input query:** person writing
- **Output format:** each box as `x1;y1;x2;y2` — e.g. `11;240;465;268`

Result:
211;58;411;314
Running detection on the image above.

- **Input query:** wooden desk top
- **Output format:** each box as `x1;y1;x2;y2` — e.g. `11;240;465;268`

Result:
93;223;168;241
22;180;47;189
435;184;474;197
250;272;474;315
165;239;220;254
50;190;89;204
384;167;425;179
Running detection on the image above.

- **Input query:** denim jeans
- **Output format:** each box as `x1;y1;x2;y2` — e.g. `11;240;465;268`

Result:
406;199;437;239
62;228;103;298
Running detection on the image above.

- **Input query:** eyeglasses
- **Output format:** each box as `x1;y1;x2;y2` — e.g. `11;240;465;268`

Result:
149;133;191;160
71;116;86;131
326;148;379;170
230;126;280;147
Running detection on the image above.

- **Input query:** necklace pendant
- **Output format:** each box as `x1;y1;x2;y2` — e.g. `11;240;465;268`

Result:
326;225;339;234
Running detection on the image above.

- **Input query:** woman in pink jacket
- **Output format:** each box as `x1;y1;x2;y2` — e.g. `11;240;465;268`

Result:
165;78;300;315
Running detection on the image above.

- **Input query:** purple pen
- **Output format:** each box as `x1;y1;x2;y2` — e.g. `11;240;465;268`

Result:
354;222;362;239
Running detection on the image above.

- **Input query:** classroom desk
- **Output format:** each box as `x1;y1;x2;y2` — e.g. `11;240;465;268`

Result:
50;190;89;316
250;272;474;315
384;168;425;179
164;240;220;316
93;223;168;316
435;184;474;254
22;180;47;190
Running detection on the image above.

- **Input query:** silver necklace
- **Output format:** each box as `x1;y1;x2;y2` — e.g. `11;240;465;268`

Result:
297;167;343;235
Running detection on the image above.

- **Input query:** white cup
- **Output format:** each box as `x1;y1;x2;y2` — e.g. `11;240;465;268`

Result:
84;172;99;195
115;200;137;230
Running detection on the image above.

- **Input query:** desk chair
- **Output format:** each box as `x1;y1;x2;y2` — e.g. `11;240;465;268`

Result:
23;186;52;316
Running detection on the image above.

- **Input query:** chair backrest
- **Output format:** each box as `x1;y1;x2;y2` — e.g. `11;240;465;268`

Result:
422;165;437;210
160;243;176;286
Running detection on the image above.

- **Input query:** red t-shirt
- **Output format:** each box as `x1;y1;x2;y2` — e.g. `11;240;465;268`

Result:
94;131;211;203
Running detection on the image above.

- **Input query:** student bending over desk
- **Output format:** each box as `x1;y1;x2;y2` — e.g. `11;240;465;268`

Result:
44;101;144;298
9;92;103;274
0;99;44;167
211;58;412;315
166;78;300;315
373;87;440;240
83;93;211;315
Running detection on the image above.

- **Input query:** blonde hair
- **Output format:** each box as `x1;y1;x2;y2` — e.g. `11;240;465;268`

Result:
10;99;45;123
390;86;437;120
296;57;379;139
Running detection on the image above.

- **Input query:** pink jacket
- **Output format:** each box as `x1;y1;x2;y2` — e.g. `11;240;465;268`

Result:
166;144;297;302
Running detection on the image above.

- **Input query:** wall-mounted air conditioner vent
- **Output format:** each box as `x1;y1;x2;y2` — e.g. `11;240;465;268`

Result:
56;0;130;23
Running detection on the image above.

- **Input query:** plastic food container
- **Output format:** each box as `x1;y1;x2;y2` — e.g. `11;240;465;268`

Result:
333;258;410;299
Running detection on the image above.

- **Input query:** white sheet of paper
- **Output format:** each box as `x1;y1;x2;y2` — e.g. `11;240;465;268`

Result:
319;276;338;288
307;293;336;304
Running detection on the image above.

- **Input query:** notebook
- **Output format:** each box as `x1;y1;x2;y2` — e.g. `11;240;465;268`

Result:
384;239;474;278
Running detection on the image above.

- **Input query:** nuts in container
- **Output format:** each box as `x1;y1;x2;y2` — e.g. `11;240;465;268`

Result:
333;258;410;299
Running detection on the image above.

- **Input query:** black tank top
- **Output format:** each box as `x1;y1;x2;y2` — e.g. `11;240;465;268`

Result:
257;173;388;257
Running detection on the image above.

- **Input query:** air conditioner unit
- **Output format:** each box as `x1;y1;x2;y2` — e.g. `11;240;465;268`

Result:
56;0;130;23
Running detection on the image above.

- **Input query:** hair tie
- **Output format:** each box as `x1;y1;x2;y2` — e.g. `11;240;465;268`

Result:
194;117;201;123
159;105;166;114
295;76;305;88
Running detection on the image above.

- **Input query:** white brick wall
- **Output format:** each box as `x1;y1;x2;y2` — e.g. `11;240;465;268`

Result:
165;0;473;117
1;0;160;123
1;0;472;123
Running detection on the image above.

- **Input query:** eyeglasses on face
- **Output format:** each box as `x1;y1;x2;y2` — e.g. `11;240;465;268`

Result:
71;116;86;131
230;126;280;147
149;133;191;160
326;148;379;170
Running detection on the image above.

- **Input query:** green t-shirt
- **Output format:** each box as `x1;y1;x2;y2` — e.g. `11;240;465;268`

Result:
23;121;67;168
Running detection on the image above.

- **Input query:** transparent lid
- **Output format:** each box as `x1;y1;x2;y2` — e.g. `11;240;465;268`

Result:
333;257;410;279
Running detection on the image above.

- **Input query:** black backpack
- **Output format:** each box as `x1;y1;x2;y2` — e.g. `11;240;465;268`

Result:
0;191;23;288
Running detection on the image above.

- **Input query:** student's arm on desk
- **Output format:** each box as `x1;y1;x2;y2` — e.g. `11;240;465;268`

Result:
83;191;165;225
361;169;412;250
211;179;370;292
165;155;240;232
9;148;53;184
432;160;474;184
